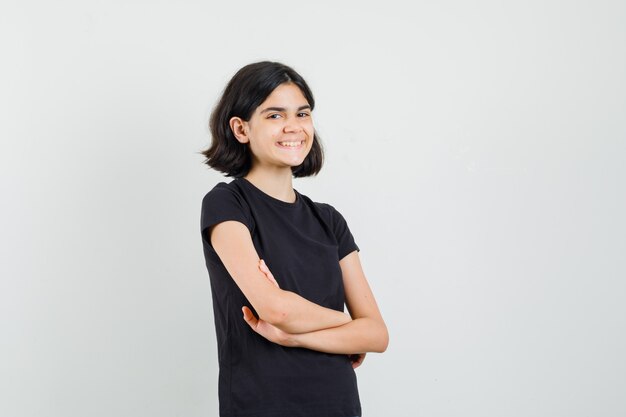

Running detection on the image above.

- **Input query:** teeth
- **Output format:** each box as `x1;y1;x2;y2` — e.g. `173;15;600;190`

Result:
278;141;303;147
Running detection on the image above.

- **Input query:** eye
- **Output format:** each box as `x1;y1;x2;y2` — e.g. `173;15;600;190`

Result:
297;112;311;118
267;113;282;119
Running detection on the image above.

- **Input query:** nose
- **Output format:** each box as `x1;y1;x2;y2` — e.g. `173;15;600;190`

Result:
283;116;304;133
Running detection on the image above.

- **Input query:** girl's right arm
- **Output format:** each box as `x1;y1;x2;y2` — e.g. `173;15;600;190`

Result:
209;220;352;334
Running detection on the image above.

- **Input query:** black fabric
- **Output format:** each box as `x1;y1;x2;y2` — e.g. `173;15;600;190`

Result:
200;177;361;417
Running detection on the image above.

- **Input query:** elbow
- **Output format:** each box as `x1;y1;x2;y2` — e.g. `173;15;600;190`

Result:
374;322;389;353
255;306;288;327
265;308;289;327
258;296;290;327
249;288;291;327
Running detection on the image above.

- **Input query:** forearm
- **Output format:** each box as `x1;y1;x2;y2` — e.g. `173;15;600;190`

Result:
285;317;389;354
249;253;389;355
271;289;352;334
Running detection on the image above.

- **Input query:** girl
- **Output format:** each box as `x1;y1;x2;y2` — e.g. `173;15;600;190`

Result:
200;61;388;417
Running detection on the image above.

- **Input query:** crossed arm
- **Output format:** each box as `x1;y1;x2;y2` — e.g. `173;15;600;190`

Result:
209;220;389;357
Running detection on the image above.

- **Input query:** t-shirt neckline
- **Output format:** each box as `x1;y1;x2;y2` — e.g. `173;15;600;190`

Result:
237;177;302;208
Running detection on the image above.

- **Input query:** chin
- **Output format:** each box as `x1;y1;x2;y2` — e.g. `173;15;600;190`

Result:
286;159;306;168
283;154;309;167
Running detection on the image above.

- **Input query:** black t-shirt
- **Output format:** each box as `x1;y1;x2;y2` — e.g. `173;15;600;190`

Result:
200;177;361;417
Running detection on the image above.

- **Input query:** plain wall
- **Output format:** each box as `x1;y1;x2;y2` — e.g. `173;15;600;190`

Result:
1;1;625;416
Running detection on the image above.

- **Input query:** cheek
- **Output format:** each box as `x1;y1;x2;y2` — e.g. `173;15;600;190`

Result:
306;136;315;152
253;126;279;144
305;122;315;137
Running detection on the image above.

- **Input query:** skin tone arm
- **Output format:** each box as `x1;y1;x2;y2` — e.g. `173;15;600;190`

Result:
242;250;389;355
209;220;352;334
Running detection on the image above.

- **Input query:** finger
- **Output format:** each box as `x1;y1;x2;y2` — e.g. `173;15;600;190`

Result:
259;259;272;275
259;259;280;288
266;273;279;288
259;259;271;274
351;353;366;369
242;306;258;327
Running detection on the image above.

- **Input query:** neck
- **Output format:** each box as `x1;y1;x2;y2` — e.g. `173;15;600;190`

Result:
244;166;296;203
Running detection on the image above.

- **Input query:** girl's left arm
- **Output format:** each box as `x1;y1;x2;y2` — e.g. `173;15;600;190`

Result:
243;250;389;354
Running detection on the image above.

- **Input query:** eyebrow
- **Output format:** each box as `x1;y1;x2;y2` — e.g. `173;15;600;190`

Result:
260;105;311;114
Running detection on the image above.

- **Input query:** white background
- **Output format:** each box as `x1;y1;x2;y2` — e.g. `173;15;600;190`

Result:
1;1;625;416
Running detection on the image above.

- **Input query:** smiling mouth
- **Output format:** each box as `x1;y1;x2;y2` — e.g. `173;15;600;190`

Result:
277;140;305;148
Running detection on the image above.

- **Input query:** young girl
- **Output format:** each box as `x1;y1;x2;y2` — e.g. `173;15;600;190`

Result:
200;61;388;417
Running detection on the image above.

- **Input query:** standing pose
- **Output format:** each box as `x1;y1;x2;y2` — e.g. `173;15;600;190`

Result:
200;61;388;417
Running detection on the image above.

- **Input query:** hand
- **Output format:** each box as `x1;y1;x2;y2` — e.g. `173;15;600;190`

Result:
242;305;294;347
242;260;294;345
348;353;366;369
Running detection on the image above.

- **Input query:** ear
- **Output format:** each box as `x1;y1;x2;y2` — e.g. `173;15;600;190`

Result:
229;117;250;144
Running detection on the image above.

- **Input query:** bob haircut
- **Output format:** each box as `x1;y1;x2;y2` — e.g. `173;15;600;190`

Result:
202;61;324;178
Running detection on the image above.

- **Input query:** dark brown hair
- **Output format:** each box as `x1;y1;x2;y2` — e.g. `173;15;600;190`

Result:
201;61;324;178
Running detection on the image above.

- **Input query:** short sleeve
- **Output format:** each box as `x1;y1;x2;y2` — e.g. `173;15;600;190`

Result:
329;205;360;260
200;183;253;249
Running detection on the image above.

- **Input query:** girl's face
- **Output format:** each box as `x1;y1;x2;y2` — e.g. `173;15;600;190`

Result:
231;82;314;172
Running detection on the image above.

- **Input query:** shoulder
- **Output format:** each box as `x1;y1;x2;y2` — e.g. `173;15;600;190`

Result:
299;192;332;219
201;179;248;208
308;198;359;258
308;198;348;229
315;201;336;219
202;179;239;200
200;178;254;235
200;179;250;217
